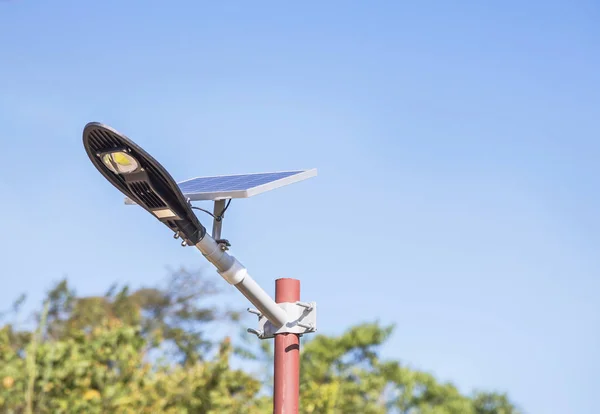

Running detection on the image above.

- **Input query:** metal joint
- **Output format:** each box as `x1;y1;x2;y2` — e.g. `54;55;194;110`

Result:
247;301;317;340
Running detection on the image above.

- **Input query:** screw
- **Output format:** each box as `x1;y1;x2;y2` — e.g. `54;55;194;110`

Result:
297;322;314;330
247;308;262;317
296;301;314;311
247;328;263;338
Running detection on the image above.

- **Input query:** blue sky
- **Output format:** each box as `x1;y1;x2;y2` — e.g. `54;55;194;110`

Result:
0;1;598;412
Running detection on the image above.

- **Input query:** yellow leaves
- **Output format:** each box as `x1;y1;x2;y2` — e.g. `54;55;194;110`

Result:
108;317;123;329
2;376;14;389
150;328;163;343
83;389;101;400
302;380;341;413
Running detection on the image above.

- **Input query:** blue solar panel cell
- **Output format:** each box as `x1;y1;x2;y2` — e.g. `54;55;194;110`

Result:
178;171;303;194
125;169;316;204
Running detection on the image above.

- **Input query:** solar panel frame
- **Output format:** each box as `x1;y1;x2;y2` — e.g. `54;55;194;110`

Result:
125;168;317;203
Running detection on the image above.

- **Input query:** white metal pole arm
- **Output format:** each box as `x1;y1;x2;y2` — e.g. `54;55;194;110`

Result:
195;235;288;328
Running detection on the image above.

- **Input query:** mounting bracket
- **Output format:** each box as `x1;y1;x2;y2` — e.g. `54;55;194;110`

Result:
211;199;226;240
247;301;317;340
209;199;230;251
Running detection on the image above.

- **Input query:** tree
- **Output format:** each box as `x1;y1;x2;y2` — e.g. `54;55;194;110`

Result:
303;323;522;413
0;270;521;413
39;268;240;365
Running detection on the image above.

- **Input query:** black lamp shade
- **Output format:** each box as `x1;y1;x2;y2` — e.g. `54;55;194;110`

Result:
83;122;206;245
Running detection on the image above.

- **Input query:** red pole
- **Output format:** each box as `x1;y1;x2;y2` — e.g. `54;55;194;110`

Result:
273;278;300;414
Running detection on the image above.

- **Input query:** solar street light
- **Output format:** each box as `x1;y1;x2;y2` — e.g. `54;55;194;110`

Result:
83;122;317;413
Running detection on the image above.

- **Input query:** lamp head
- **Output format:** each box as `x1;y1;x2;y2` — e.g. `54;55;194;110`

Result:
82;122;206;245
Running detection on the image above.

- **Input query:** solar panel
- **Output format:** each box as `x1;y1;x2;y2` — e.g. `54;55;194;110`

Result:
125;169;317;203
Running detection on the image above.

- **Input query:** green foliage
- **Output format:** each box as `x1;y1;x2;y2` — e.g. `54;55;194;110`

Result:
41;269;236;365
0;271;521;413
472;392;518;414
0;321;265;413
300;323;487;414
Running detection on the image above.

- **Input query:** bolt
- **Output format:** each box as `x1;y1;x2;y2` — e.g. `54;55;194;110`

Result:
296;301;314;311
297;322;314;330
247;328;263;338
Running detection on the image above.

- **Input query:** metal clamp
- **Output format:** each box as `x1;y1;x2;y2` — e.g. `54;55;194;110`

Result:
247;301;317;340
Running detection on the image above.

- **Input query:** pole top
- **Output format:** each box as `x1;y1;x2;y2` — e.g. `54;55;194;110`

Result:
276;278;300;303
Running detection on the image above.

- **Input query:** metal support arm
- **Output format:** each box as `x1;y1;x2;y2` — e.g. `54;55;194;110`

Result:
195;234;288;328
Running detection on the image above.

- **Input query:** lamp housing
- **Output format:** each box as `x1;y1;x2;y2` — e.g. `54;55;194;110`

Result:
82;122;206;245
